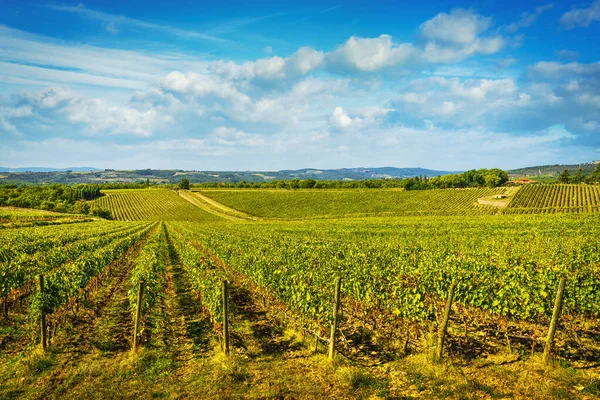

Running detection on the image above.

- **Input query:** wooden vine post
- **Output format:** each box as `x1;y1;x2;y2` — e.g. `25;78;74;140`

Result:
543;278;566;364
328;277;342;361
39;274;47;352
222;280;230;356
132;280;144;352
436;282;457;361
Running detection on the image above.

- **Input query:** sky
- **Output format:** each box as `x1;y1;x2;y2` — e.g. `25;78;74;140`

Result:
0;0;599;171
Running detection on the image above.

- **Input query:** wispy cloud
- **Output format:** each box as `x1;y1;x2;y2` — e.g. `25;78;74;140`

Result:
321;5;342;14
504;3;553;33
204;13;286;36
45;4;230;43
560;0;600;29
0;25;209;90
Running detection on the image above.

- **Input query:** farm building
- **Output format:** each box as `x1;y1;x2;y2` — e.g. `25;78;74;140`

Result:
507;178;537;185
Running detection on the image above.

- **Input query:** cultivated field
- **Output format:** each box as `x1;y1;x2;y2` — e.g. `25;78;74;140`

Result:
196;187;508;218
95;189;220;222
507;184;600;213
1;187;599;399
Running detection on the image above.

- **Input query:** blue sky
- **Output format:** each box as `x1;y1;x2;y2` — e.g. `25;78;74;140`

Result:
0;0;599;170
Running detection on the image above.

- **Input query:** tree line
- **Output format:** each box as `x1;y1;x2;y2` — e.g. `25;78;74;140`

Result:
557;165;600;184
192;169;510;190
0;184;110;217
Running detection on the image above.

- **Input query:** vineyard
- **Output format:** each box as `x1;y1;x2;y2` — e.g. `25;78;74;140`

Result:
1;189;600;399
506;184;600;213
0;207;94;228
94;189;220;221
196;188;508;218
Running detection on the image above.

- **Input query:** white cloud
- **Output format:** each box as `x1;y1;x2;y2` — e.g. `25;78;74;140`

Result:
0;106;32;134
64;98;157;136
419;9;505;63
434;101;458;116
529;61;600;78
560;0;600;29
423;37;504;63
208;47;324;83
325;35;417;72
209;13;504;80
209;127;266;147
288;47;326;75
420;9;492;44
160;71;247;101
329;105;393;130
10;87;159;136
330;106;354;129
392;77;531;128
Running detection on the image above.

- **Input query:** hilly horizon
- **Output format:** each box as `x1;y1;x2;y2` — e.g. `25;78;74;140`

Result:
1;161;598;185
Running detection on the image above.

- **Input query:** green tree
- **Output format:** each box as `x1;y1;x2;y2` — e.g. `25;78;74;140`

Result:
73;201;91;215
89;205;112;219
300;179;316;189
484;174;502;188
588;163;600;183
180;178;190;190
558;169;570;184
572;168;585;184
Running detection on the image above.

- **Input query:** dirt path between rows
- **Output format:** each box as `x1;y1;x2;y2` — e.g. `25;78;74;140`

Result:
160;233;214;377
178;190;259;221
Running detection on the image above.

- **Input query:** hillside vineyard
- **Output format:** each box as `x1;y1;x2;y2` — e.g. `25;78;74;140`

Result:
1;187;599;398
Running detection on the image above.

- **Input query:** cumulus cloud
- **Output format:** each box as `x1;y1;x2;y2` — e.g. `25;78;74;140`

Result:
9;87;158;136
420;9;493;44
560;0;600;29
419;9;505;63
208;47;324;83
64;98;157;136
329;106;394;130
161;71;245;99
330;106;354;129
325;35;417;72
208;10;505;80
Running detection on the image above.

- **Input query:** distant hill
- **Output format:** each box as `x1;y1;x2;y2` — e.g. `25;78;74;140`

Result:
0;167;101;173
0;167;456;185
508;161;599;179
2;161;596;185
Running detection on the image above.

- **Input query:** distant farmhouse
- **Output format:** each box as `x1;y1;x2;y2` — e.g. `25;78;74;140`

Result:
508;178;537;185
